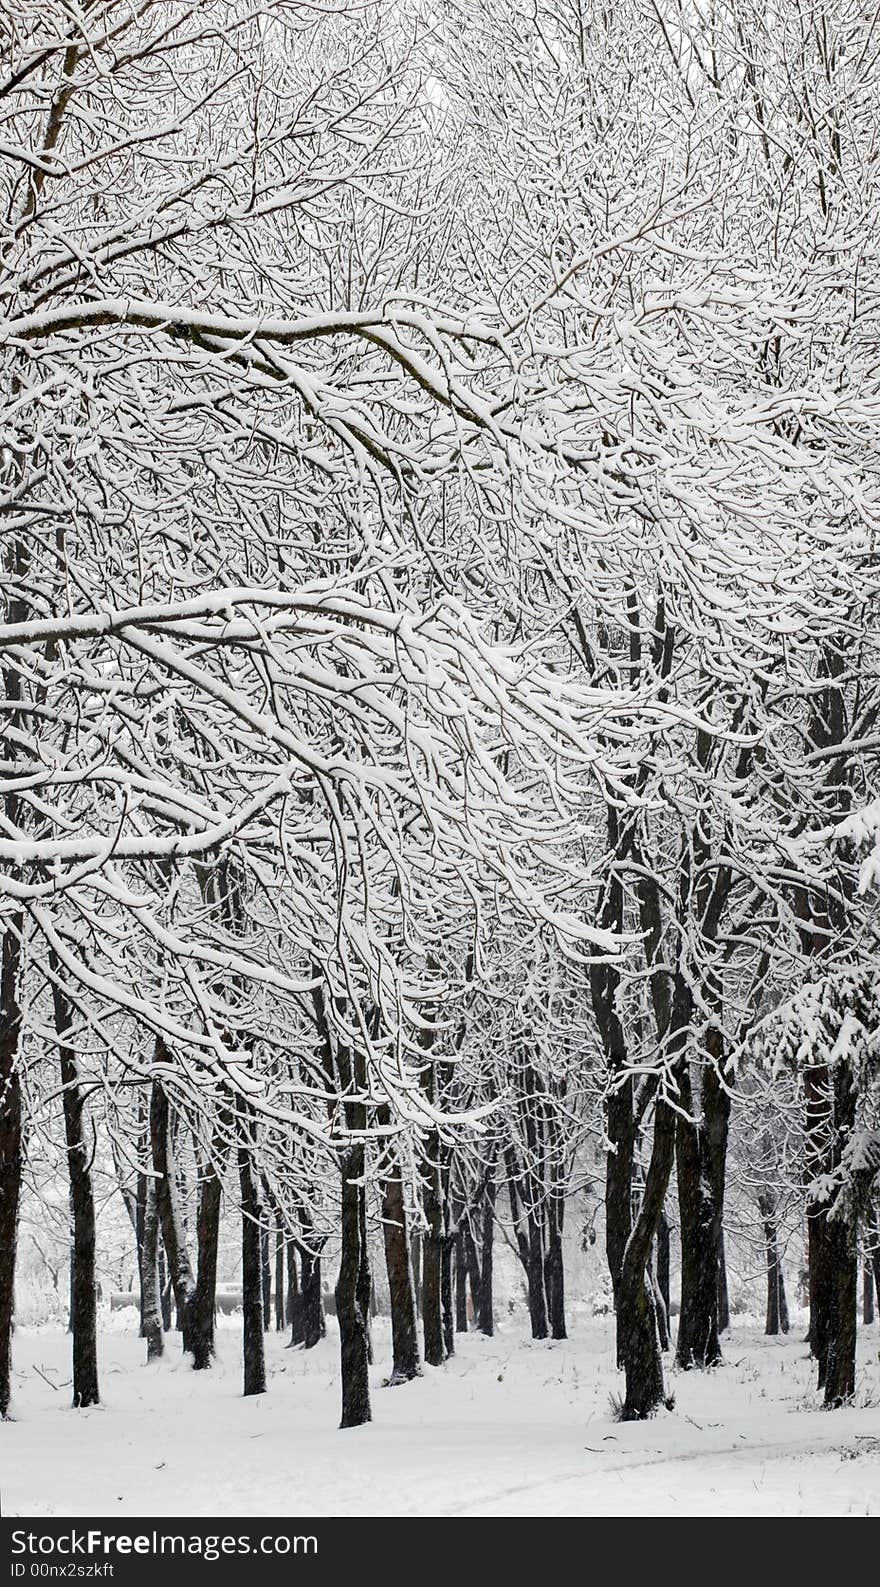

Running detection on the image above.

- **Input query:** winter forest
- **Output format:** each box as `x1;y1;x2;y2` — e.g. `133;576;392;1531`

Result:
1;0;880;1522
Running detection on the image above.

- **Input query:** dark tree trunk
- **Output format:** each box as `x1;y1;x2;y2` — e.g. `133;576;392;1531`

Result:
149;1066;195;1352
261;1228;272;1332
605;1081;634;1318
864;1257;875;1326
422;1131;446;1365
675;1109;722;1368
135;1167;147;1340
506;1150;548;1341
617;1086;678;1420
275;1223;285;1332
545;1195;566;1341
286;1238;304;1346
717;1231;730;1334
356;1182;373;1367
656;1207;671;1339
675;1047;726;1371
704;1031;731;1337
441;1234;455;1358
478;1173;495;1336
0;926;23;1420
526;1214;549;1339
190;1150;223;1371
52;980;99;1408
806;1061;858;1402
617;1259;666;1421
779;1263;790;1333
238;1114;266;1398
807;1200;832;1383
824;1206;857;1406
463;1219;482;1325
411;1230;422;1315
455;1231;468;1333
760;1196;783;1336
159;1247;173;1331
651;1257;670;1351
300;1232;324;1349
591;807;632;1330
336;1143;371;1427
141;1175;163;1361
380;1133;420;1383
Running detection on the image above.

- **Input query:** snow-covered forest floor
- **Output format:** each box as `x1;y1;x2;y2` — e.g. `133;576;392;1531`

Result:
4;1314;879;1517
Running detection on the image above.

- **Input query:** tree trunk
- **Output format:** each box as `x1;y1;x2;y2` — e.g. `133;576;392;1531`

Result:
141;1174;164;1361
190;1150;223;1371
675;1052;725;1370
0;926;23;1420
286;1238;304;1346
651;1255;670;1351
357;1182;373;1367
422;1131;446;1365
761;1199;782;1336
135;1166;147;1340
824;1207;857;1406
864;1257;875;1326
275;1223;285;1332
261;1228;272;1332
149;1067;195;1352
300;1231;324;1348
238;1113;266;1397
605;1080;634;1317
441;1234;455;1357
478;1173;496;1336
717;1232;730;1333
806;1061;858;1402
336;1143;371;1427
411;1230;422;1314
159;1247;173;1331
656;1207;671;1341
545;1196;566;1341
463;1219;482;1325
617;1089;678;1420
380;1136;420;1383
455;1231;468;1333
52;981;99;1408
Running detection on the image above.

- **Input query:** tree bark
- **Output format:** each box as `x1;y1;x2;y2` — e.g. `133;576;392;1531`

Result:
190;1144;224;1371
379;1130;420;1383
422;1130;446;1365
299;1229;324;1348
261;1228;272;1333
806;1061;858;1402
617;1087;678;1419
0;925;23;1420
159;1246;173;1331
759;1195;783;1336
545;1191;566;1341
52;980;99;1408
656;1206;671;1342
441;1233;455;1357
238;1110;266;1397
336;1143;371;1427
286;1238;304;1346
455;1230;468;1333
141;1174;164;1361
149;1066;195;1352
275;1222;285;1332
864;1256;875;1326
675;1041;727;1370
478;1173;495;1336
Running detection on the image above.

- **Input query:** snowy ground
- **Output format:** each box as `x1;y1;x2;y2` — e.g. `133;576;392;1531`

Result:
2;1311;879;1517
